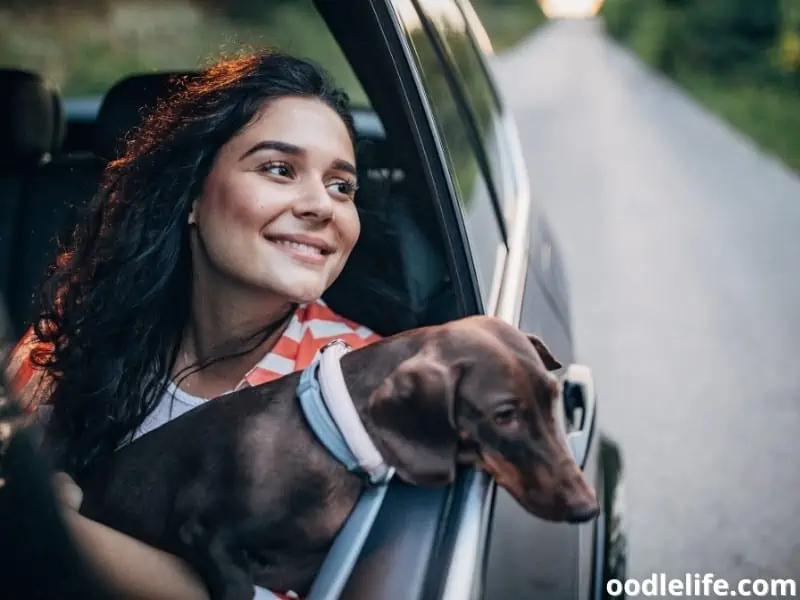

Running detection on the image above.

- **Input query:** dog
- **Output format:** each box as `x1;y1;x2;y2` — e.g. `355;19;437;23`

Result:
76;316;600;600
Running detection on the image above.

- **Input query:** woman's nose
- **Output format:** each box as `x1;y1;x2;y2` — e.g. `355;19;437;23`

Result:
291;183;335;222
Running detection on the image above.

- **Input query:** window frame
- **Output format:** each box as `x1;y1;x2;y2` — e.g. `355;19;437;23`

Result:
409;0;509;243
391;0;509;309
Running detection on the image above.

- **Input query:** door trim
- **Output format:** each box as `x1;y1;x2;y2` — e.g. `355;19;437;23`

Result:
440;96;534;600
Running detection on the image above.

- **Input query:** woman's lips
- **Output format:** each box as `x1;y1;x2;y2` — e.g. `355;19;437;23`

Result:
266;238;329;266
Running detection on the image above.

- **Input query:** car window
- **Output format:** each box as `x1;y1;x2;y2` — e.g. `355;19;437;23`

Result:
0;0;368;105
416;0;514;217
392;0;506;307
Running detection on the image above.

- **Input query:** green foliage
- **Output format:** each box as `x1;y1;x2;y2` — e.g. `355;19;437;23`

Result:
0;0;369;102
604;0;784;73
600;0;800;171
469;0;547;52
602;0;649;40
0;0;546;99
680;0;782;72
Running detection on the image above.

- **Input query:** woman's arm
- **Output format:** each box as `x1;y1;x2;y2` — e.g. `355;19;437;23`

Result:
5;331;208;600
62;510;210;600
55;474;210;600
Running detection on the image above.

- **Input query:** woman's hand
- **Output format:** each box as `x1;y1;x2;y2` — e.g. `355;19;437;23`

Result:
52;471;83;511
52;472;210;600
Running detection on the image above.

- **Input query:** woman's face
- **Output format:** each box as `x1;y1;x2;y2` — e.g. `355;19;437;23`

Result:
189;96;360;304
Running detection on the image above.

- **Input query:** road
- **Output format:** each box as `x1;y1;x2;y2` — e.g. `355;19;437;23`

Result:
492;19;800;584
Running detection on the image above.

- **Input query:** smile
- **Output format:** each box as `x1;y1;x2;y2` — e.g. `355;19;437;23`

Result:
265;235;334;266
273;239;326;255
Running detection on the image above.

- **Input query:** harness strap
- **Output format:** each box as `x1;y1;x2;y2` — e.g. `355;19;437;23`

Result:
296;341;395;600
318;341;394;485
296;362;359;473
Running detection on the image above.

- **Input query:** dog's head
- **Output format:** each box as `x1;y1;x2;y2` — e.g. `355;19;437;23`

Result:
366;316;599;524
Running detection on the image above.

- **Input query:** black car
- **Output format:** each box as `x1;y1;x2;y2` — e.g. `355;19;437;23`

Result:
0;0;627;598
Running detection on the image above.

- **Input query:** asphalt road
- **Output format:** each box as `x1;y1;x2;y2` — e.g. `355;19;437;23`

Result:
492;18;800;584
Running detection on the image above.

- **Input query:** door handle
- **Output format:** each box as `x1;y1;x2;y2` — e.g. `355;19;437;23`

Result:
562;364;597;470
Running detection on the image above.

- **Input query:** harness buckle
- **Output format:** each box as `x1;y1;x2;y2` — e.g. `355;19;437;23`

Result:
320;339;351;354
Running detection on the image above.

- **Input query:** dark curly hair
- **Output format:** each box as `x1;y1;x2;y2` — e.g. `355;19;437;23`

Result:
31;51;357;480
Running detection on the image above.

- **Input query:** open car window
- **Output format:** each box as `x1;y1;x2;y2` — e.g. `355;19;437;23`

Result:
0;0;460;341
0;1;479;598
0;0;368;106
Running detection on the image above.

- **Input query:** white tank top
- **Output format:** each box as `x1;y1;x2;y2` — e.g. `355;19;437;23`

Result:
130;381;220;442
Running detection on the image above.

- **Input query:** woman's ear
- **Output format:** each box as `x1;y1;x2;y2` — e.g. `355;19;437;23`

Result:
187;201;197;225
367;350;459;486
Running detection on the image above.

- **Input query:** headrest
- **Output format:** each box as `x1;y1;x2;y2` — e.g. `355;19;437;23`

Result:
94;72;194;160
0;69;65;168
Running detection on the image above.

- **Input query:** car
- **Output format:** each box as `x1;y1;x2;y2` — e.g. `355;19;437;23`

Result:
0;0;627;598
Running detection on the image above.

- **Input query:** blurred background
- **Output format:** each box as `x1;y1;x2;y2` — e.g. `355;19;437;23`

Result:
1;0;797;171
601;0;800;172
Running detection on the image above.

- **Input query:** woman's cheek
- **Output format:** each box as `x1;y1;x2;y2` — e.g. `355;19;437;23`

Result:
339;203;361;252
218;177;281;227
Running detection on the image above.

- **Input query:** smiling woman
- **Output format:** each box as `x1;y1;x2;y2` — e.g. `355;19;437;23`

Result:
4;50;381;600
189;96;362;316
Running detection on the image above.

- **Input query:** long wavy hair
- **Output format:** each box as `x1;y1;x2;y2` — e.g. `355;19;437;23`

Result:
32;51;357;481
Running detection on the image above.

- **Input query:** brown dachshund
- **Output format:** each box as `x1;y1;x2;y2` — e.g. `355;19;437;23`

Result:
77;316;599;599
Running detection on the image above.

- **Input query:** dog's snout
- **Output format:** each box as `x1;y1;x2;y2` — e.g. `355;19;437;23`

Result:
560;468;600;523
564;499;600;523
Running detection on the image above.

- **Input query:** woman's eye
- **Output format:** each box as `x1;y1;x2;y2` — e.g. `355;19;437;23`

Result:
328;180;357;198
259;162;292;178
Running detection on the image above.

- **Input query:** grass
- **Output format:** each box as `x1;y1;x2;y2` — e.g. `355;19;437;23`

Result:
676;70;800;172
600;0;800;173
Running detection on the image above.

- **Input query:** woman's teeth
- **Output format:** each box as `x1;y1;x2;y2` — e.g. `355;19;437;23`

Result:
273;240;324;255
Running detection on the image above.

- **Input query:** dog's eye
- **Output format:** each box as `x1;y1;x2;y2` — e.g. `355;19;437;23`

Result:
492;404;519;426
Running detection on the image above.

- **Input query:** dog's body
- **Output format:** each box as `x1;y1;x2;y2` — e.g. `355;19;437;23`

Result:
77;316;599;600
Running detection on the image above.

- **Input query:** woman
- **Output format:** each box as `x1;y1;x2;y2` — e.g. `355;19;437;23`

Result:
5;51;382;599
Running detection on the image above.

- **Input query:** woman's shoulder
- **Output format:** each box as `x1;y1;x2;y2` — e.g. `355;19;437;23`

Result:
4;325;55;412
288;300;382;368
295;299;383;348
239;301;383;387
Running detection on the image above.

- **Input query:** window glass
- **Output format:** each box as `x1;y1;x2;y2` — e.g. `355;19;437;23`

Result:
419;0;509;206
393;0;505;304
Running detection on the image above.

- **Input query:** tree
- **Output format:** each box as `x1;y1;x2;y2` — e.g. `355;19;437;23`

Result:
681;0;783;72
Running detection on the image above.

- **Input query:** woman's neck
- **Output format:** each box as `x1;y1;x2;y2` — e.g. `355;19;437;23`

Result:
173;286;296;399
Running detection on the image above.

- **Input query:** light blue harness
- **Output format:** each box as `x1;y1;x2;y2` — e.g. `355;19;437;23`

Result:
295;342;395;600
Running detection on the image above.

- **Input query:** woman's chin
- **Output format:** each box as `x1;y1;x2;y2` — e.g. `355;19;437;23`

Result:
268;278;328;306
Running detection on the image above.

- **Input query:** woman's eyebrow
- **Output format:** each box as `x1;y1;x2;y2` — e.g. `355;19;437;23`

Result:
239;142;356;177
331;159;357;177
239;140;303;161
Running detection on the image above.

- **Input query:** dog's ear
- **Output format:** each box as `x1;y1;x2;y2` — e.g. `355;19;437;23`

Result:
526;334;562;371
367;349;458;487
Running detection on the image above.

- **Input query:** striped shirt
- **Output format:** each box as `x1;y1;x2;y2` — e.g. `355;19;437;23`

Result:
132;299;382;441
4;298;382;600
6;298;381;411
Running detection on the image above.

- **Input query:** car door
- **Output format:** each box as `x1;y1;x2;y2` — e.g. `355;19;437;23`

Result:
319;1;603;598
387;3;569;600
391;3;600;599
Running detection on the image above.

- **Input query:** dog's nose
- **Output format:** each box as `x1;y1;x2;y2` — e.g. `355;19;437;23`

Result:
564;501;600;523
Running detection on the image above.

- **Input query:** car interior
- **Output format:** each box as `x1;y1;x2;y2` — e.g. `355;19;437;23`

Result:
0;64;461;342
0;1;490;597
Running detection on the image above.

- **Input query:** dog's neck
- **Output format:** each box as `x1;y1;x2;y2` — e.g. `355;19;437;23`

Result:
334;334;421;420
326;334;466;486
